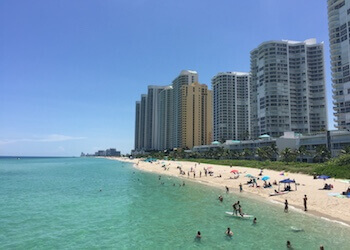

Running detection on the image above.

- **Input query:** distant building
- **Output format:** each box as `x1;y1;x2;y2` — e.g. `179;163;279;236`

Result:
145;85;166;150
327;0;350;130
158;86;173;150
134;101;141;150
250;39;327;138
96;150;106;156
192;131;350;162
105;148;121;157
181;82;213;149
172;70;199;148
212;72;251;142
139;94;147;150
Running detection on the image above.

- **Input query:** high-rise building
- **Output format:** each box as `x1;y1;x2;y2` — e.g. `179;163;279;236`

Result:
145;85;166;150
212;72;251;142
134;101;141;150
250;39;327;138
181;82;212;149
139;94;147;150
158;86;173;150
172;70;198;148
328;0;350;130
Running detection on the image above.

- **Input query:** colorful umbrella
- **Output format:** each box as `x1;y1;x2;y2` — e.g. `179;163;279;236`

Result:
230;169;239;173
318;175;330;180
245;174;255;178
207;166;213;169
262;176;270;181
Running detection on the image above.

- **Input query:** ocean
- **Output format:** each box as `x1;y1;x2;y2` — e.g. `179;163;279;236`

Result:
0;157;349;249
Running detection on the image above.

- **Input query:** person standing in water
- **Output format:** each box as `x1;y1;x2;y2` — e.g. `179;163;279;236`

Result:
303;195;308;211
284;199;288;213
196;231;201;239
225;186;229;193
225;227;233;236
253;218;257;224
239;183;243;192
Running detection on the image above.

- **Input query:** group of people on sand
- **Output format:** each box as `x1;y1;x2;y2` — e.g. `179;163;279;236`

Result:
342;186;350;195
322;183;333;190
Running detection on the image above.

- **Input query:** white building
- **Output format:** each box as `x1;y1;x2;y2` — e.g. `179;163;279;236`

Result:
158;86;173;150
328;0;350;130
250;39;328;138
145;85;166;150
172;70;198;148
212;72;250;142
134;101;141;150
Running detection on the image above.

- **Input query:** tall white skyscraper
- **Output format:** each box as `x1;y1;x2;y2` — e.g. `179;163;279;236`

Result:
145;85;166;150
139;94;147;150
212;72;251;142
134;101;141;150
250;39;327;138
172;70;198;148
328;0;350;130
158;86;173;150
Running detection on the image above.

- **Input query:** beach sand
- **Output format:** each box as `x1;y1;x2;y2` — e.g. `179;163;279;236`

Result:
110;157;350;225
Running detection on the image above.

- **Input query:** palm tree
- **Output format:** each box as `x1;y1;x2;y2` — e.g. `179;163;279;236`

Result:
242;148;252;160
281;148;296;163
341;146;350;155
270;144;279;160
297;145;308;161
313;145;331;163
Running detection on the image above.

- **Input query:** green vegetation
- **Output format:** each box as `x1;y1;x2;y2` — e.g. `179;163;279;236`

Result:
135;147;350;179
182;157;350;179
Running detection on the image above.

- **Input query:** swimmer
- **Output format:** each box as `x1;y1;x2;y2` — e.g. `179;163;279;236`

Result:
253;218;257;224
287;240;292;248
225;227;233;236
196;231;201;239
218;195;223;202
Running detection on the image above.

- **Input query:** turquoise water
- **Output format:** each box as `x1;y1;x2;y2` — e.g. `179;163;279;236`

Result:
0;157;349;249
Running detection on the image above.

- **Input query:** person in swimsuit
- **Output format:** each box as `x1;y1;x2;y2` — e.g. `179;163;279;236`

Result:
225;227;233;236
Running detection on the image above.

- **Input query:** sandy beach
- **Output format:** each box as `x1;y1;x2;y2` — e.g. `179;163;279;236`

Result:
111;157;350;226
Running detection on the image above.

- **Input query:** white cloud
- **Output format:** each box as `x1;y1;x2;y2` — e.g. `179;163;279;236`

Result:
0;134;86;145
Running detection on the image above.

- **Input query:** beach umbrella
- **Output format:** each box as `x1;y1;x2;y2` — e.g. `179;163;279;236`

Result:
339;179;350;184
245;174;255;178
230;169;239;173
207;166;213;169
318;175;330;180
262;176;270;181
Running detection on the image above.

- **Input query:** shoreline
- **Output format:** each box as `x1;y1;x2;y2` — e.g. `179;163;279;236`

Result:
108;157;350;227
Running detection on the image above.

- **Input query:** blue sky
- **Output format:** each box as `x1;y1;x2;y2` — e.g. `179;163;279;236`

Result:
0;0;332;156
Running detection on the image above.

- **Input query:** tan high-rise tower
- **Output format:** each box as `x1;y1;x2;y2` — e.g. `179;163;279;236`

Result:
181;82;213;149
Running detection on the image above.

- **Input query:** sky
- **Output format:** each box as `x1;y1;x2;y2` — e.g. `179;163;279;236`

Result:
0;0;333;156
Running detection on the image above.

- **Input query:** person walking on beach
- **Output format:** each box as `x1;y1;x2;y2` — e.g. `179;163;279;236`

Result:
303;195;308;211
239;183;243;192
200;171;202;178
284;199;288;213
193;172;196;178
225;186;229;193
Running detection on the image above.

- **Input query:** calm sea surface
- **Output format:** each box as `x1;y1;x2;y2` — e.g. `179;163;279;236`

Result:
0;157;349;249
